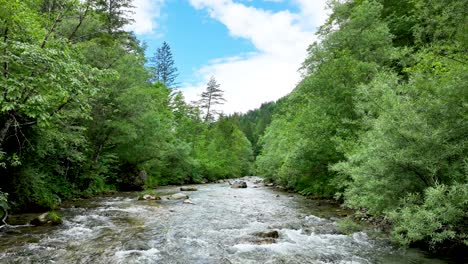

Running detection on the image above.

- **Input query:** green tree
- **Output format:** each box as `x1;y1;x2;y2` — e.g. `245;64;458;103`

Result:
150;41;179;88
197;76;225;122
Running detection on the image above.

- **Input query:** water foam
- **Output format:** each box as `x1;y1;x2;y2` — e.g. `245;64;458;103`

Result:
114;247;160;263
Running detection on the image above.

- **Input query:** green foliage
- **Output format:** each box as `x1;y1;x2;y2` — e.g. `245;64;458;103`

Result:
256;0;467;252
2;0;465;254
194;116;253;180
389;183;468;247
337;218;362;235
0;191;8;210
2;0;251;210
46;211;63;225
196;77;226;122
237;101;278;157
150;41;179;88
257;0;394;196
9;167;62;211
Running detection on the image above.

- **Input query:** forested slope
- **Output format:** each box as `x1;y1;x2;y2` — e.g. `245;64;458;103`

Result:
255;0;467;252
0;0;252;212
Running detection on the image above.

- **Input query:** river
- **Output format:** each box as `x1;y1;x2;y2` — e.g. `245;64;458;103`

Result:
0;177;450;263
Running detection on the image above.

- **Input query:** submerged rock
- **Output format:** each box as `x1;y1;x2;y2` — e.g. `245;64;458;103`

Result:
180;186;198;191
252;238;276;245
230;181;247;188
183;199;195;204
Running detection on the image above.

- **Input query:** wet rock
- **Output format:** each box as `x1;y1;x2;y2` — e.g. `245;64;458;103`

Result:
266;183;274;187
169;193;189;200
180;186;198;191
30;213;47;226
230;181;247;188
276;194;280;197
139;194;160;200
252;185;258;188
252;238;276;245
253;179;263;184
254;230;279;239
30;212;62;226
183;199;195;204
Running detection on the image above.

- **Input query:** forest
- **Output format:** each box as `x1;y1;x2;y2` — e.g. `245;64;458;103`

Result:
1;0;466;255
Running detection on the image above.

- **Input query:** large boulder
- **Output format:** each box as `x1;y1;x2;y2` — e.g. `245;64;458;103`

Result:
168;193;189;200
231;181;247;188
180;186;198;191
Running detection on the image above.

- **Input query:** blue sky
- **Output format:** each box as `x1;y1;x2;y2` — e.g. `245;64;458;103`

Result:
128;0;329;113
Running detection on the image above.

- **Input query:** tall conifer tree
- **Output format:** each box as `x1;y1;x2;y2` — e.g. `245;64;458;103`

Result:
150;41;178;88
197;77;225;122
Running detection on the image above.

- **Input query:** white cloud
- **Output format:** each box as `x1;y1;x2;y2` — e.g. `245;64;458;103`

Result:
182;52;301;113
294;0;331;28
183;0;328;113
125;0;165;35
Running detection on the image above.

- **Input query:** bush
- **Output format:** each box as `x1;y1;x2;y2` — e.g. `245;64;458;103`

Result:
389;183;468;248
337;218;362;235
46;211;63;225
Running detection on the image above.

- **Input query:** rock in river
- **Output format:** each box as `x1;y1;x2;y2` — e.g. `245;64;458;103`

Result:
30;212;62;226
180;186;198;191
139;194;160;200
169;193;189;200
254;230;279;239
183;199;195;204
230;181;247;188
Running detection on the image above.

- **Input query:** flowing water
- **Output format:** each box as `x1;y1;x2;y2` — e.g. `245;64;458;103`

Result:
0;177;450;263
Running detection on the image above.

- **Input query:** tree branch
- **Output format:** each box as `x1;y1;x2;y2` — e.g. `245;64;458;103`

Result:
68;2;90;41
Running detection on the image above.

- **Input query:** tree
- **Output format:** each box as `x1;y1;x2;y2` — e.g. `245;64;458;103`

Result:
197;77;226;122
150;41;178;88
96;0;134;34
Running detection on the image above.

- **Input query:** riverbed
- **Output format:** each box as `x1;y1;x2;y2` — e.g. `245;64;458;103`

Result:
0;177;449;263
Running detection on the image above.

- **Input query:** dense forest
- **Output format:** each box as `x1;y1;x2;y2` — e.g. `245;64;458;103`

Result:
0;0;466;255
253;0;467;253
0;0;252;212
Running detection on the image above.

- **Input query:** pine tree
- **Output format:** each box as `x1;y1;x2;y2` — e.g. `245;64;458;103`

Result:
96;0;135;34
197;77;226;122
150;41;178;88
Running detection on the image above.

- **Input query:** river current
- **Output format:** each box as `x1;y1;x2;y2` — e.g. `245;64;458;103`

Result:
0;177;449;263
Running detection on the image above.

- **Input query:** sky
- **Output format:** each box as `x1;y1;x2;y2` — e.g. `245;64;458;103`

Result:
126;0;329;114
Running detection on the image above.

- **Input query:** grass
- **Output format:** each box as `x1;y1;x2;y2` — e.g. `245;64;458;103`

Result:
46;211;63;225
337;218;362;235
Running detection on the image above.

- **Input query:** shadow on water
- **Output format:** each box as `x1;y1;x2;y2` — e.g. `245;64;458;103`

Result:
0;177;456;264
